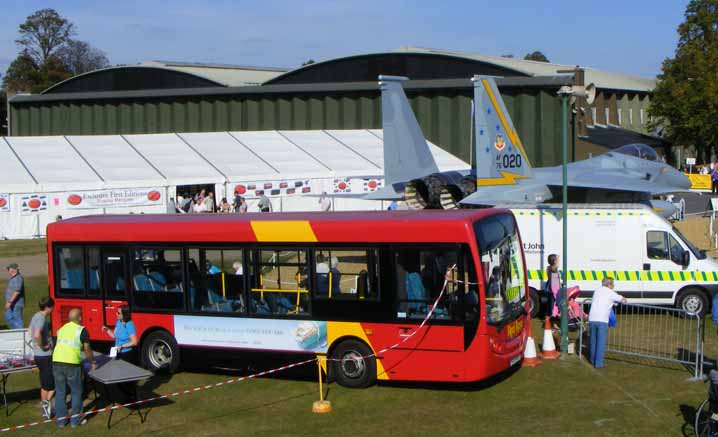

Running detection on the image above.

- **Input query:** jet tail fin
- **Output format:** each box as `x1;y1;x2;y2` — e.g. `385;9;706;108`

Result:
469;76;550;205
379;75;439;188
473;75;535;186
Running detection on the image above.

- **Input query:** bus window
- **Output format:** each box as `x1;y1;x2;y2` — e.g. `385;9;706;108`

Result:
57;247;85;297
131;248;184;311
313;248;379;301
249;249;309;317
474;214;527;325
87;247;101;297
394;247;460;320
187;249;245;313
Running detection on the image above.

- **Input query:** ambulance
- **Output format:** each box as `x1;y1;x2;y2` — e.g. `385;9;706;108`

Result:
511;203;718;317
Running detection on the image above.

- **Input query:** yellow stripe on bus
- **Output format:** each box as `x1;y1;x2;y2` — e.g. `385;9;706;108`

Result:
250;220;318;242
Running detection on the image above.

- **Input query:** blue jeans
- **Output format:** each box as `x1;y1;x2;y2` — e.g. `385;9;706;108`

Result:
5;305;23;329
712;294;718;325
53;363;83;426
589;321;609;368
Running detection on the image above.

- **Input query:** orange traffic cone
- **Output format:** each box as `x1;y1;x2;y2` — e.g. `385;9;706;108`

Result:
522;317;542;367
541;317;560;359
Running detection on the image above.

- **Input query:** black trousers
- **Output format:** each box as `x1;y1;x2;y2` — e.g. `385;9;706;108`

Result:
712;180;718;194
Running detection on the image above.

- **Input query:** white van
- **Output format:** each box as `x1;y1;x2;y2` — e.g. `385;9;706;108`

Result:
510;203;718;317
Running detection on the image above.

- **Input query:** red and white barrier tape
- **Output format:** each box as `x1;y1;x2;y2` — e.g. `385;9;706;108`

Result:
1;267;458;432
0;358;317;433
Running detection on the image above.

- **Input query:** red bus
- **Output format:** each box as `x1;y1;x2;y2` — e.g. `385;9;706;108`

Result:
47;209;528;387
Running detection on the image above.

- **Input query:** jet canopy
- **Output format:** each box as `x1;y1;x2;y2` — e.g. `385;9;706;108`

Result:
612;143;659;161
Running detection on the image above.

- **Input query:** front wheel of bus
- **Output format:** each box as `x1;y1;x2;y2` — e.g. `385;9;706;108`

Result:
141;330;180;373
331;340;376;388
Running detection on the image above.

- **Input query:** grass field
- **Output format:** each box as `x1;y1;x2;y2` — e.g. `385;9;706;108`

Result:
0;272;709;436
0;239;46;258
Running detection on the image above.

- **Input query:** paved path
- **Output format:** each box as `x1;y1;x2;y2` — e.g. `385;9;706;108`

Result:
1;254;47;278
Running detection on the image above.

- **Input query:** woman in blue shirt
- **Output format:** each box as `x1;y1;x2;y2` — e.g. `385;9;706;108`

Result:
102;305;138;363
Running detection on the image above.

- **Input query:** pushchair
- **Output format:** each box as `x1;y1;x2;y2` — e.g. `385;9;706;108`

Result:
553;286;587;331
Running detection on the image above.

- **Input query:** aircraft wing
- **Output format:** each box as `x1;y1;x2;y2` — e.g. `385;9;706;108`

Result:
460;181;553;206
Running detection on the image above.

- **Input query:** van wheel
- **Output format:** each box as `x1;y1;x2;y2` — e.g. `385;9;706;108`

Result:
529;289;540;318
141;330;180;373
331;339;376;388
677;288;707;317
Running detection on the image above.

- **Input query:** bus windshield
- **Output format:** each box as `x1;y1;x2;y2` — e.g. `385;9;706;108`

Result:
473;213;527;326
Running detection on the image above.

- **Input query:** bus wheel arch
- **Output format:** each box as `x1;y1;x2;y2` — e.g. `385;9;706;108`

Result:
528;287;541;319
328;337;377;388
140;328;181;373
676;286;708;317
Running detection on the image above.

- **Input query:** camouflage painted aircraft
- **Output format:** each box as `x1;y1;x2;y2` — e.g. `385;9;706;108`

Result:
368;75;689;215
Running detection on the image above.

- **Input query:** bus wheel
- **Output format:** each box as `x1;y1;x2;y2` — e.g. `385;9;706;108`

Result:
678;288;707;317
529;289;540;319
141;330;180;373
331;339;376;388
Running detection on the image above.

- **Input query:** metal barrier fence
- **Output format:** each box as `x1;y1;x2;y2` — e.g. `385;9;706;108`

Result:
578;300;704;380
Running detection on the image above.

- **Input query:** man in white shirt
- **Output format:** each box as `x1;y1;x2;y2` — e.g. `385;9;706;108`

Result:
588;277;627;368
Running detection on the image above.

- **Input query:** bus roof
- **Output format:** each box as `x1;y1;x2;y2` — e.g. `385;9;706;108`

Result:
47;209;508;244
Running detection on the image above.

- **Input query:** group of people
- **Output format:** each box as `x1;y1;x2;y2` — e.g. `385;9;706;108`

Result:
542;255;627;369
5;262;137;427
174;189;273;214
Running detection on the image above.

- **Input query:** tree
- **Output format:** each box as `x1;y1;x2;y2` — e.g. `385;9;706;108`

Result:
302;59;316;66
0;87;6;136
3;9;109;93
501;54;515;58
16;8;75;66
56;39;109;76
524;51;550;62
649;0;718;160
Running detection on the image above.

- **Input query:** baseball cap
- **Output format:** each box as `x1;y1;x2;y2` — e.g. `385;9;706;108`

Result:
6;263;18;270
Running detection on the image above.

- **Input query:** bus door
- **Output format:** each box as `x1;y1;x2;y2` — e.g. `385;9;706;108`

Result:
101;249;129;327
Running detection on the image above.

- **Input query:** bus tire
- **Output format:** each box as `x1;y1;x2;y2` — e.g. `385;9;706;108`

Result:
529;289;540;319
141;330;180;373
677;287;708;317
331;339;376;388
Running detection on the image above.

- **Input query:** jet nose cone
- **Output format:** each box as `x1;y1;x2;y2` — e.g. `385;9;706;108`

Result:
659;165;691;190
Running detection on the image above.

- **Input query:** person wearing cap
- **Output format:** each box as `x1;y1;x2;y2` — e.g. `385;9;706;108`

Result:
5;263;25;329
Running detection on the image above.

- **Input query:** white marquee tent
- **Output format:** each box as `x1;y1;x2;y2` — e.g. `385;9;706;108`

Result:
0;130;469;239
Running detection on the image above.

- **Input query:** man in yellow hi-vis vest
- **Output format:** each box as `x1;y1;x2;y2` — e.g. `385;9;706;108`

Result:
52;308;96;428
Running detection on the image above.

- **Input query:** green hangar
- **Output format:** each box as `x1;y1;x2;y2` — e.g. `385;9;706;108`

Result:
7;47;661;166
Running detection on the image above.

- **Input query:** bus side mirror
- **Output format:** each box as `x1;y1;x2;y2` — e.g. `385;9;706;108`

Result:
682;250;690;267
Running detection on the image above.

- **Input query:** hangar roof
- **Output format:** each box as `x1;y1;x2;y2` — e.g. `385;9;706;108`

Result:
41;61;288;94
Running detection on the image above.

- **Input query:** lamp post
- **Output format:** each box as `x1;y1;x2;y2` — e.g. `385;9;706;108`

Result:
557;87;571;353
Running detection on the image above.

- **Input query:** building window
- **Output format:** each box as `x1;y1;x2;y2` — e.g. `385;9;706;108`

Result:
640;109;645;126
617;109;622;125
604;108;610;124
591;107;597;124
629;108;633;126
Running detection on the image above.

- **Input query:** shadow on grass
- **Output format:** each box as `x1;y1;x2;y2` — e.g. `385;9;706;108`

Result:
678;404;698;437
376;362;521;392
3;387;38;417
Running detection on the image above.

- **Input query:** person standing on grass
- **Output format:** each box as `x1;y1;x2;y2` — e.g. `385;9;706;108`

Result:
588;277;627;368
5;263;25;329
53;308;96;428
31;297;55;419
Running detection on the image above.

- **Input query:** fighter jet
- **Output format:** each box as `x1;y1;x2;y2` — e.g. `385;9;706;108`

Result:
370;75;690;215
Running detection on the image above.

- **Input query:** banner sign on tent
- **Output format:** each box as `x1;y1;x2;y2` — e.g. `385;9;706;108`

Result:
332;177;384;194
64;188;163;209
232;180;313;198
20;194;47;215
0;194;9;212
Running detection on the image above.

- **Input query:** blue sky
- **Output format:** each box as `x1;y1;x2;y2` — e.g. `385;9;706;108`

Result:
0;0;689;79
